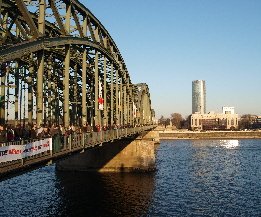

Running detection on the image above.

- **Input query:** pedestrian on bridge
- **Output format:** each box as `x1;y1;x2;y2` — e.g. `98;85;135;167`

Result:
81;124;87;133
49;124;55;135
7;126;14;141
30;124;37;139
59;124;65;135
14;124;22;140
0;125;7;142
50;125;60;137
86;123;92;133
37;124;44;137
65;125;74;135
42;126;50;137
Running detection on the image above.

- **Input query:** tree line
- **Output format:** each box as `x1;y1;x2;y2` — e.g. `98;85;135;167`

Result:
158;113;189;129
239;114;260;129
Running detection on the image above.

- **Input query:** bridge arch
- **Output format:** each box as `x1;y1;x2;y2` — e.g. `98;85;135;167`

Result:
0;0;155;128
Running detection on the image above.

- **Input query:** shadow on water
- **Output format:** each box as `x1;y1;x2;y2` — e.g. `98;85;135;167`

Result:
54;170;156;216
0;164;156;217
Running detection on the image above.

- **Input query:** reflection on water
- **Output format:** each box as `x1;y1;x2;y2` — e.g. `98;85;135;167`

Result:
54;170;155;216
0;165;155;217
1;139;261;216
220;139;239;149
150;139;261;216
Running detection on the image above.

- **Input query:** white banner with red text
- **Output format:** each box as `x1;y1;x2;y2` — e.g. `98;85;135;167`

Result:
0;138;52;163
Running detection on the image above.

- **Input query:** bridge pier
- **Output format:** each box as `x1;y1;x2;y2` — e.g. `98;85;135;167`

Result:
56;137;156;172
142;128;160;143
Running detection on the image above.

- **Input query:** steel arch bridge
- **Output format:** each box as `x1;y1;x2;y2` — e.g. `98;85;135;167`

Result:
0;0;155;128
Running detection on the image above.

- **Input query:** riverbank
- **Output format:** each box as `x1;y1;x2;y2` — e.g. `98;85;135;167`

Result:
158;129;261;140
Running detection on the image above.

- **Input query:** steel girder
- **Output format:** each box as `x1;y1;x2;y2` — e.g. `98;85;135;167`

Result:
0;0;155;128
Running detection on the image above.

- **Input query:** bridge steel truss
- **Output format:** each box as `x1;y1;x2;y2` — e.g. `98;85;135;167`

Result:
0;0;155;128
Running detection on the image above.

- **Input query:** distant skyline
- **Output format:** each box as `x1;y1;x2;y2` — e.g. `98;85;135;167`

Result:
85;0;261;119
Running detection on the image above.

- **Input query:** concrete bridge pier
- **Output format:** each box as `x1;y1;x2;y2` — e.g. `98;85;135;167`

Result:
56;136;157;172
142;129;160;143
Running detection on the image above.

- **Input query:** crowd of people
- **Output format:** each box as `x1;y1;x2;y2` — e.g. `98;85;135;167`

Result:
0;122;149;143
0;123;88;143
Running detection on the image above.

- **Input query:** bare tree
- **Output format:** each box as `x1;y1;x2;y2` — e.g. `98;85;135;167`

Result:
158;115;165;125
181;115;190;129
171;113;182;129
158;115;171;127
239;114;257;129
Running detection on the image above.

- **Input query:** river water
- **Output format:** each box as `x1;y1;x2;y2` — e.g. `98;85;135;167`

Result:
1;139;261;216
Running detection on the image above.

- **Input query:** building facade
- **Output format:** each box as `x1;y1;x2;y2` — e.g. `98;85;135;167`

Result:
222;106;235;114
190;107;238;130
192;80;206;114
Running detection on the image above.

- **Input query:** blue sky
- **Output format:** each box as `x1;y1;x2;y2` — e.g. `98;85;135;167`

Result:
85;0;261;119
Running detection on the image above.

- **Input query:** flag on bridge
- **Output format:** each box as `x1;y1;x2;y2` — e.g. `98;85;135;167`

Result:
133;102;137;118
98;80;104;110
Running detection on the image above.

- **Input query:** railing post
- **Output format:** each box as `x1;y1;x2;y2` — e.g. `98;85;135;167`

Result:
82;133;84;148
50;137;53;156
21;140;24;165
69;134;72;150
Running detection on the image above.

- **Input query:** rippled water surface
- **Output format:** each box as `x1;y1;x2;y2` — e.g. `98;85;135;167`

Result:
1;139;261;216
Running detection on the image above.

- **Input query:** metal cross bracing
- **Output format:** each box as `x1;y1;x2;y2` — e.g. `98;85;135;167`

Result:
0;0;155;128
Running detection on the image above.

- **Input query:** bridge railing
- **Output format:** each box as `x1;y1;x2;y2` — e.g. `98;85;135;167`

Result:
0;125;156;170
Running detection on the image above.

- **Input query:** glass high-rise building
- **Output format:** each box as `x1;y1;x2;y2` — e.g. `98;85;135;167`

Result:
192;80;206;114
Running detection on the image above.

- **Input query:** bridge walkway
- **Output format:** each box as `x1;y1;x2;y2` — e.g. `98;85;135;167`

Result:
0;125;156;180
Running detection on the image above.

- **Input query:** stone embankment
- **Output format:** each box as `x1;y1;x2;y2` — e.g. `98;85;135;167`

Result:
159;130;261;139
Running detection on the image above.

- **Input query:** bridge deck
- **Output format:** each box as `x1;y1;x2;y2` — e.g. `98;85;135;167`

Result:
0;125;156;181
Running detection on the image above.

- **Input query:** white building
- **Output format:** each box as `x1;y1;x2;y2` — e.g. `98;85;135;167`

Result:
190;107;238;130
222;106;234;114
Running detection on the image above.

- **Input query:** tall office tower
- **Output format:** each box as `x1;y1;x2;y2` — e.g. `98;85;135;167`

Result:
192;80;206;114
